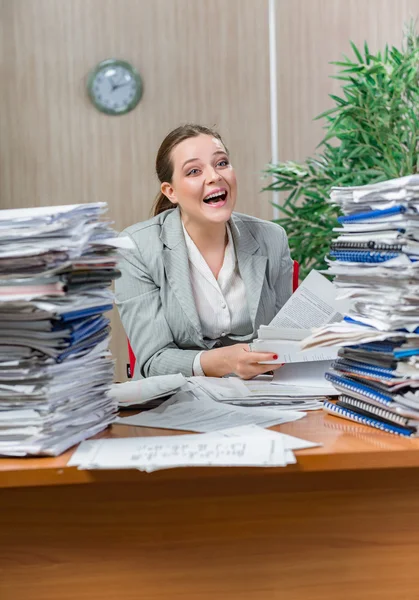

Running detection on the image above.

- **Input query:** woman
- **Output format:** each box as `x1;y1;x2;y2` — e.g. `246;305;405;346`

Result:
115;124;293;379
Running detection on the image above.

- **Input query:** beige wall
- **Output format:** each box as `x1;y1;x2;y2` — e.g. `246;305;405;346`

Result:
1;0;418;380
0;0;272;381
277;0;419;162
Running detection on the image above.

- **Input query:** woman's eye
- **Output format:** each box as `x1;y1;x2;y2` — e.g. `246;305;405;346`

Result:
186;168;200;176
217;160;229;167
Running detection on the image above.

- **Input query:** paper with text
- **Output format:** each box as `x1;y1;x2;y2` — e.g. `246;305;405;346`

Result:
269;270;351;330
117;390;304;433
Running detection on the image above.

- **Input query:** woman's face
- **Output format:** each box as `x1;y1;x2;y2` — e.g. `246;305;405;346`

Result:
161;134;237;227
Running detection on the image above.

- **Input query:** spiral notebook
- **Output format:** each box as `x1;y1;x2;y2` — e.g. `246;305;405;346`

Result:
325;373;394;406
338;205;407;224
332;358;396;380
323;400;415;437
338;347;397;369
330;241;404;252
330;250;400;263
337;396;418;430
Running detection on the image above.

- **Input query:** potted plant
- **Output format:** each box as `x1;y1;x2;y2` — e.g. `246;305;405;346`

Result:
264;25;419;279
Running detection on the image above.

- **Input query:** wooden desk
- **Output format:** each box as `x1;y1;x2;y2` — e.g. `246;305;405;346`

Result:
1;411;419;599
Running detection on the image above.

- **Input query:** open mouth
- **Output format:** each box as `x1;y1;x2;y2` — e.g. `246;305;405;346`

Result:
203;190;228;206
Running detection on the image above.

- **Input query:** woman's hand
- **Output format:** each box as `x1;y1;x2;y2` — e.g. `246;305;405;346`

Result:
200;343;283;380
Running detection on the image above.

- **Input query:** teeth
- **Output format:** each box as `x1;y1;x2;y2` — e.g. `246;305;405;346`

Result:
205;191;224;200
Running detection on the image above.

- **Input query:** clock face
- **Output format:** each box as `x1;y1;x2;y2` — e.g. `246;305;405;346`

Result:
87;59;143;115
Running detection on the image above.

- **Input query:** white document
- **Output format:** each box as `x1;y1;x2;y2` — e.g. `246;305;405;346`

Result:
268;270;351;330
117;390;304;433
244;377;333;398
218;424;321;448
187;377;324;410
251;270;350;363
188;376;250;399
68;424;321;471
110;374;187;407
272;360;336;393
251;338;339;363
69;434;287;471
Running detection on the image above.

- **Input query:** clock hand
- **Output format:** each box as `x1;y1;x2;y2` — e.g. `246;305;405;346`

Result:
109;76;119;91
112;82;131;91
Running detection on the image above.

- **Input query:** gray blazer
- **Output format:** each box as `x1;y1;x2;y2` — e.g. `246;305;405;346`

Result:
115;207;293;378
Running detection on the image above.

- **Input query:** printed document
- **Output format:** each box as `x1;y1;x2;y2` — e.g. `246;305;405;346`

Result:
269;270;351;330
117;390;304;433
68;424;321;471
251;270;351;363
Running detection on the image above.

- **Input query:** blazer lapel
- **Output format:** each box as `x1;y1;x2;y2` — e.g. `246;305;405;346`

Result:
161;209;203;339
230;215;268;330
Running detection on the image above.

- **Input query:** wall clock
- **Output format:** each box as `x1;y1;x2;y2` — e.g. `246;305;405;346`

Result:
87;59;143;115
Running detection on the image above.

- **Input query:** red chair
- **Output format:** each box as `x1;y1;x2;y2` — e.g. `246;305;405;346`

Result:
127;260;300;378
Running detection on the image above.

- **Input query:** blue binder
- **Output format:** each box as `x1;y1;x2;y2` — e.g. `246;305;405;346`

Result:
338;205;407;223
325;373;394;406
330;250;400;263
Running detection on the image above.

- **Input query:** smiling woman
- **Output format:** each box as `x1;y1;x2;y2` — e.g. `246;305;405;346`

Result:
115;124;293;380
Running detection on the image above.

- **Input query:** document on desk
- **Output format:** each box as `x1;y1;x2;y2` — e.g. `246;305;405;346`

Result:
271;361;337;394
269;270;351;330
251;270;351;363
188;376;325;409
117;390;304;433
109;373;187;408
69;433;287;471
216;424;322;465
68;424;321;471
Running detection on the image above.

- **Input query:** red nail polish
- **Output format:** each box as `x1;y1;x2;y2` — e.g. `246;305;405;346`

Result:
273;354;278;360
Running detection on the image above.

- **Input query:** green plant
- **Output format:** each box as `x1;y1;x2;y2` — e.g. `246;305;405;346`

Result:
263;25;419;279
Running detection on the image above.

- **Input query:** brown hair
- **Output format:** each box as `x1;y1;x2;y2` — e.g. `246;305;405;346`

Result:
152;124;228;217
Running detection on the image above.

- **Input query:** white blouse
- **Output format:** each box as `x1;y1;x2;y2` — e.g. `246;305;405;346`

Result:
182;223;252;375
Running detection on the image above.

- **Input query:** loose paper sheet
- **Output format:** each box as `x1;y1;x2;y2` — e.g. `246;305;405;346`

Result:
117;390;304;433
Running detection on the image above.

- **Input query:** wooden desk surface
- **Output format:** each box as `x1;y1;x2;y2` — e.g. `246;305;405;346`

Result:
3;410;419;600
2;410;419;488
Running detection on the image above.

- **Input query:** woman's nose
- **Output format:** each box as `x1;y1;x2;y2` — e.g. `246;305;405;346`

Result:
205;166;222;183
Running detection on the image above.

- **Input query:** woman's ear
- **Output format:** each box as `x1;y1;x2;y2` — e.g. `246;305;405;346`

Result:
161;182;177;205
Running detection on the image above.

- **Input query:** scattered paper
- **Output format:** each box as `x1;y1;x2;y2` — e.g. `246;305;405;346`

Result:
117;390;304;433
68;424;322;471
110;373;187;408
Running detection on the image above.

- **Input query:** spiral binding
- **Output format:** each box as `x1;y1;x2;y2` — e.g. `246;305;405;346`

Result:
339;395;413;428
325;373;394;406
330;250;400;263
323;401;414;437
331;241;404;251
338;205;407;224
332;358;395;379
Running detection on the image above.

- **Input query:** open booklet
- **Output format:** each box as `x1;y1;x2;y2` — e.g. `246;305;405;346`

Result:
251;270;351;363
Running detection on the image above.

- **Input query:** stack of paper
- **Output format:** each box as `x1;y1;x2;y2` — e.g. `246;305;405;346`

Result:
110;369;331;412
0;203;132;456
251;270;351;363
188;371;331;409
302;175;419;436
68;424;321;471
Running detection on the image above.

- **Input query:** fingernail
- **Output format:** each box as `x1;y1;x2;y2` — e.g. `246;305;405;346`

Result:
273;354;278;360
